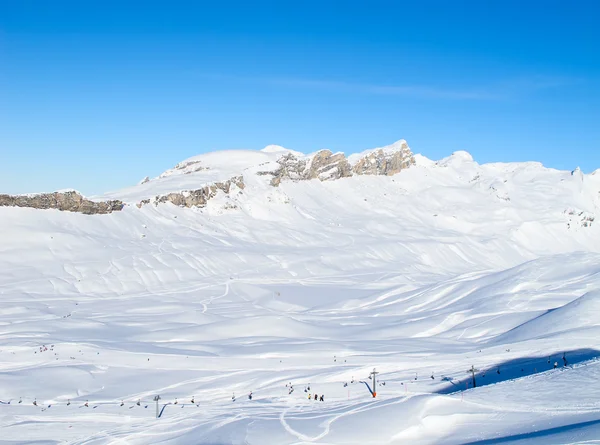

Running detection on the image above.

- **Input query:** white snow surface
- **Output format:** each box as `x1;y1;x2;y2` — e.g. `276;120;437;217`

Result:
2;144;600;444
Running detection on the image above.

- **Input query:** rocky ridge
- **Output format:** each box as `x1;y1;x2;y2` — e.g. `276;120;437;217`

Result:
136;176;245;209
267;140;415;186
1;140;415;213
0;191;124;215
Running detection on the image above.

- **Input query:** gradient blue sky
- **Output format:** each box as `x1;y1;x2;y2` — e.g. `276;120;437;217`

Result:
1;0;599;195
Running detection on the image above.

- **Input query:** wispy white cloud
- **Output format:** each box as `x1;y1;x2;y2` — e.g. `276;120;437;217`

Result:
203;73;576;101
267;77;501;100
268;75;576;100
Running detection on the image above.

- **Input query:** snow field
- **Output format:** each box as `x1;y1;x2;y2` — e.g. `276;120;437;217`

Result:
1;146;600;443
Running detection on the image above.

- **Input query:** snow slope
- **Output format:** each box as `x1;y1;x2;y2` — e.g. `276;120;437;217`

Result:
1;142;600;444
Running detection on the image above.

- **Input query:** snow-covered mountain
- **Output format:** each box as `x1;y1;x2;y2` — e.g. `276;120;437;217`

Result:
1;140;600;444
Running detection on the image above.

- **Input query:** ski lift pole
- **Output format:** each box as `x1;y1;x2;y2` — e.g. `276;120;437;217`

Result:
370;368;379;398
154;395;161;419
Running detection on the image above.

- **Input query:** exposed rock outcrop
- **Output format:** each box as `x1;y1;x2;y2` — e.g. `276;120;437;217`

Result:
139;176;245;208
269;153;309;186
307;150;353;181
269;150;356;186
268;143;414;186
0;191;124;214
352;141;415;176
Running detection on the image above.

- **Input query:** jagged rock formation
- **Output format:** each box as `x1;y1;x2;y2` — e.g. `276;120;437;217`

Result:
268;143;414;186
352;142;416;176
0;191;124;214
269;153;309;186
269;150;353;186
309;150;353;181
138;176;244;208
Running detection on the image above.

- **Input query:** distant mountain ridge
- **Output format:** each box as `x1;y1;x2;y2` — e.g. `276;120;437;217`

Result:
1;139;598;220
0;140;416;214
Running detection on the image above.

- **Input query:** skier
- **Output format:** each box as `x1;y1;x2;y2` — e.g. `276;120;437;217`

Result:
308;393;312;400
563;353;568;367
554;361;558;369
314;393;318;401
248;392;253;400
319;395;324;402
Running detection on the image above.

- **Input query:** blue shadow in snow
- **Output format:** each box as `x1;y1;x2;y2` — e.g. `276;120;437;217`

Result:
436;348;600;394
460;417;600;444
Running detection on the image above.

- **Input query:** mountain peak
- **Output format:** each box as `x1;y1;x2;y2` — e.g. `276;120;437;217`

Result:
450;150;474;162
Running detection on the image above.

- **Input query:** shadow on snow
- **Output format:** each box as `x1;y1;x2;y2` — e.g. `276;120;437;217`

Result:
460;417;600;444
435;348;600;395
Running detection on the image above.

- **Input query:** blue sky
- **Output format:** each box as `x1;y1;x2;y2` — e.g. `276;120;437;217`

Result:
1;0;599;195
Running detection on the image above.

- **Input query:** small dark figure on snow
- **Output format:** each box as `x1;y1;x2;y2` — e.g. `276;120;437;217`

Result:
314;394;318;401
248;392;253;400
319;395;324;402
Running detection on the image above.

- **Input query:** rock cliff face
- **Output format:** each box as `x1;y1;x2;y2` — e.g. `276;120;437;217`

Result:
0;191;124;214
268;142;414;186
137;176;245;208
308;150;353;181
352;141;415;176
269;150;353;186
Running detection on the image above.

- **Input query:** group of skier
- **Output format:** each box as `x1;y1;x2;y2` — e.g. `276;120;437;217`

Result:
308;393;325;402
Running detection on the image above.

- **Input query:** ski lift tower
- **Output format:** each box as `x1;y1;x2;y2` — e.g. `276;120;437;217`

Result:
369;368;379;398
153;395;161;418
